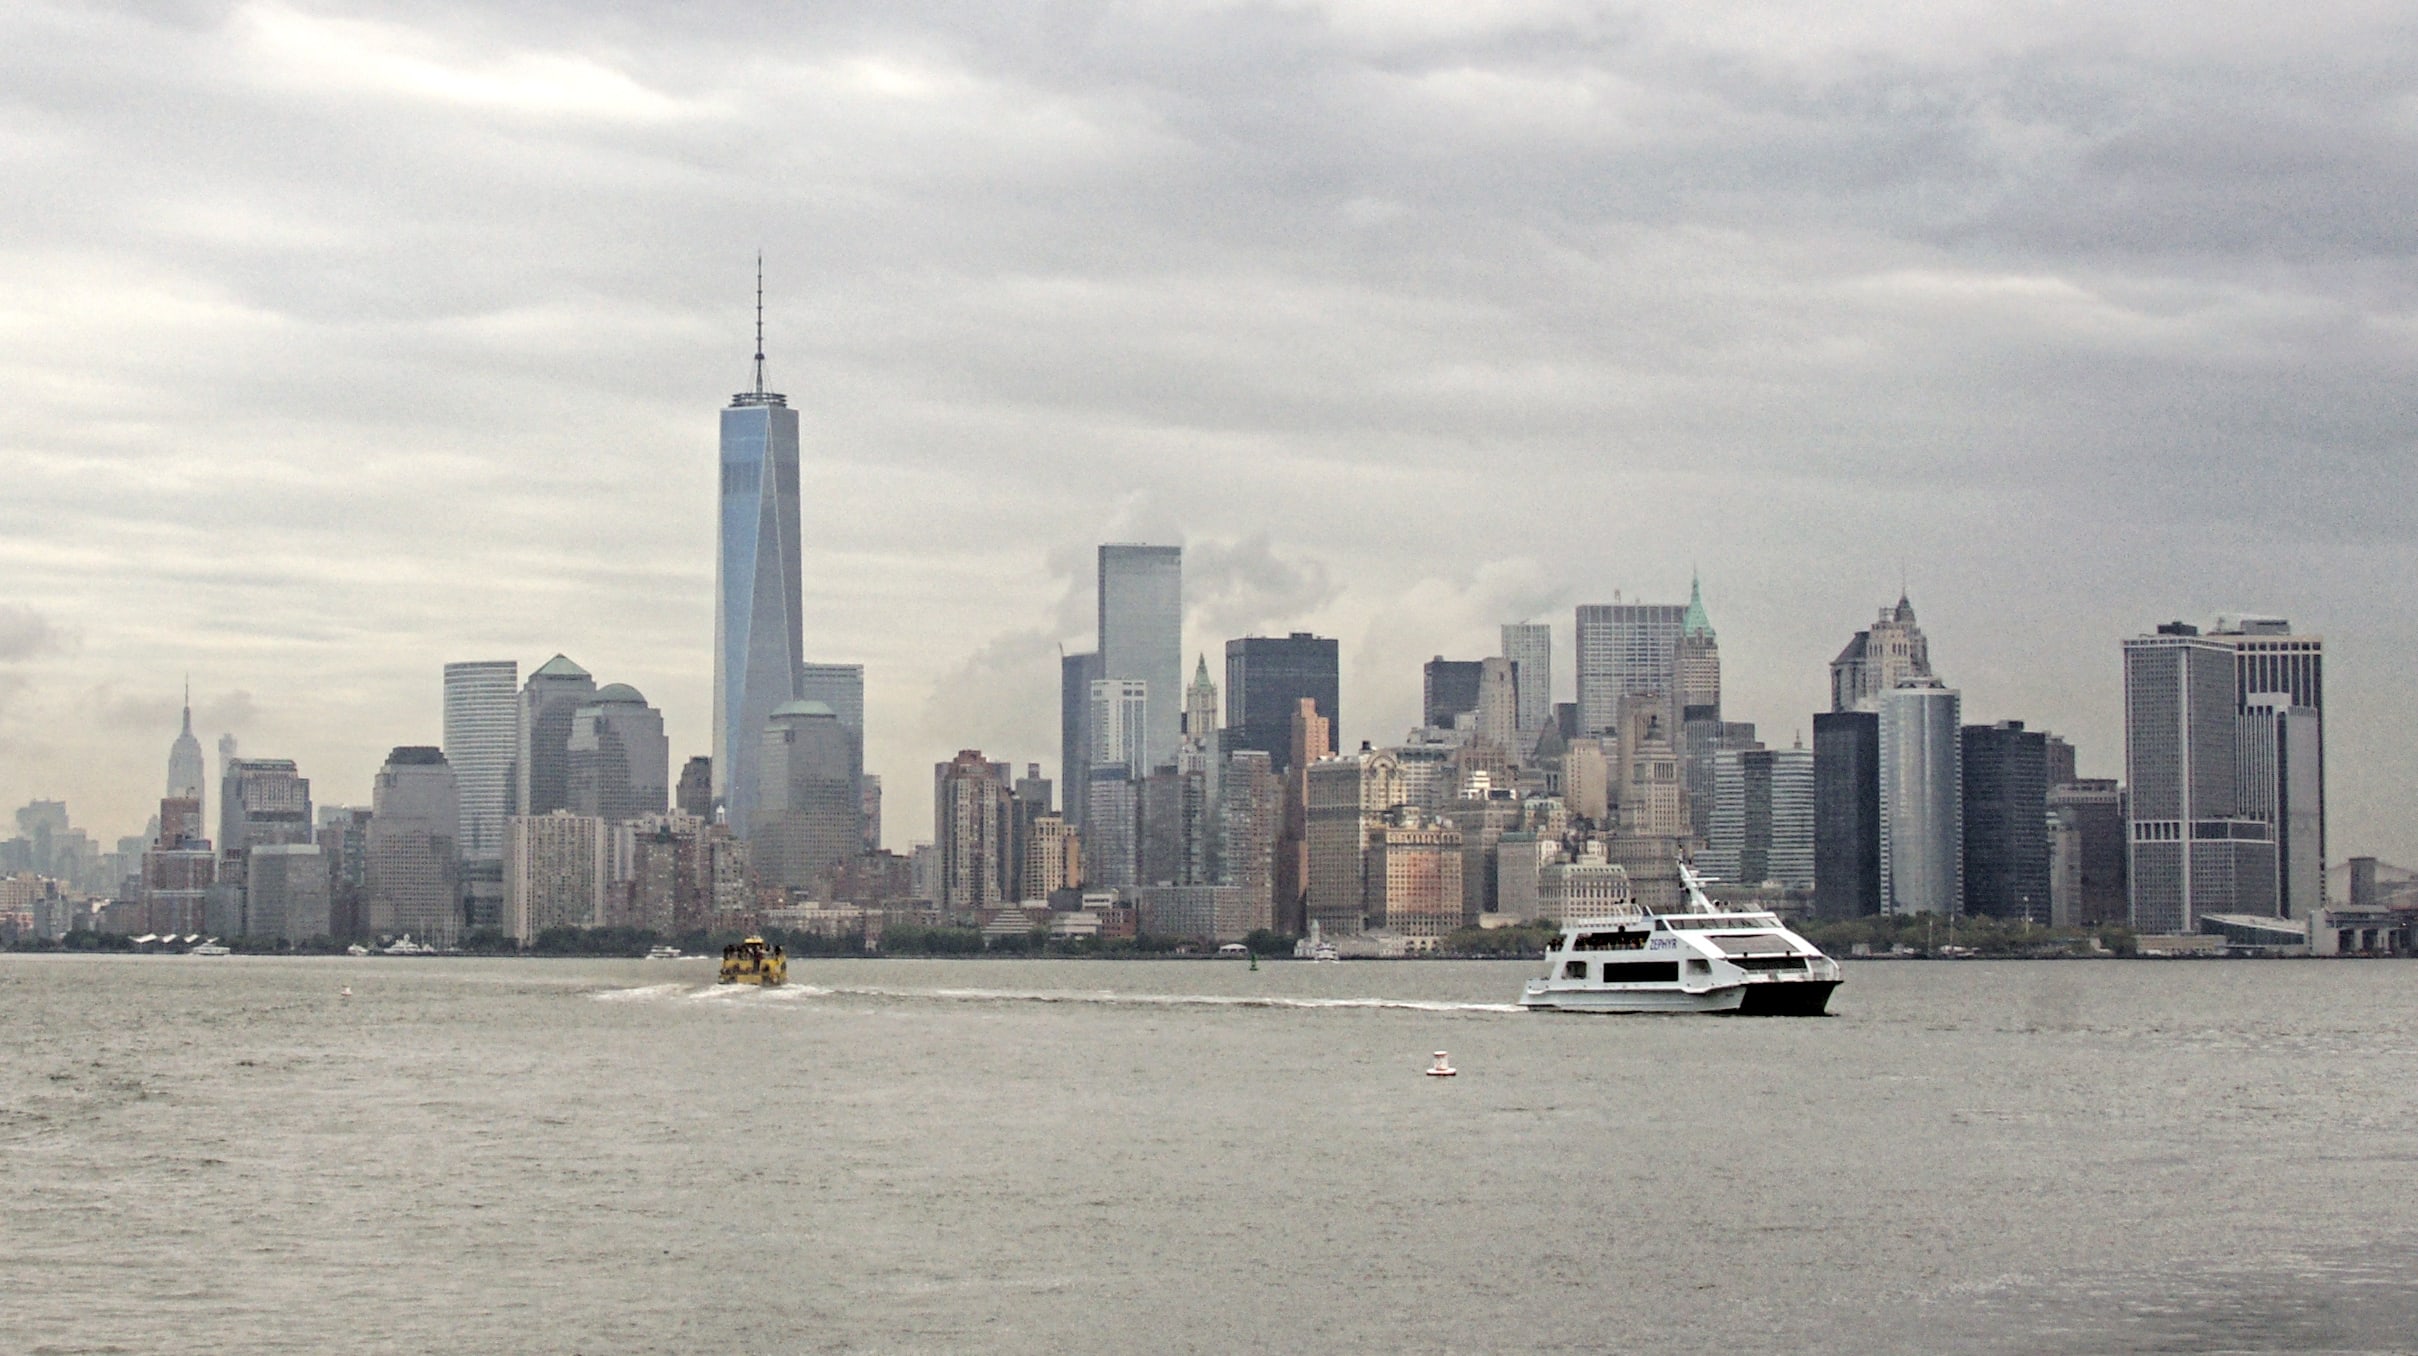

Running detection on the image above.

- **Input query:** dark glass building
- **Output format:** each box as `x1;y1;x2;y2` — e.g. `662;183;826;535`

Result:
1813;711;1880;920
1962;721;2049;923
1422;658;1484;730
1225;634;1339;776
1060;651;1102;830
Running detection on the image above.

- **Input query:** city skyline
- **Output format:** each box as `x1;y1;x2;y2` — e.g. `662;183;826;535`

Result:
2;5;2414;865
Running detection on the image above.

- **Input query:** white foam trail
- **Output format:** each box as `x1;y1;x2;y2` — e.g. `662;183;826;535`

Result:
595;981;1520;1014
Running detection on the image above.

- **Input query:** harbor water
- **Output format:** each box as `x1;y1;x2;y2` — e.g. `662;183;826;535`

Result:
4;954;2415;1354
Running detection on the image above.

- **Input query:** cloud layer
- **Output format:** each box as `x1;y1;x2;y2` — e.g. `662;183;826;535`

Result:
2;1;2412;861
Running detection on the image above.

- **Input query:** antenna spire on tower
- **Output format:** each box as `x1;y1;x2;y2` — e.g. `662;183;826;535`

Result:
752;252;766;398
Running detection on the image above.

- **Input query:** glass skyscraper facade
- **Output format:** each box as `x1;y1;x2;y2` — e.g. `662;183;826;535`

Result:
442;660;517;863
1223;633;1338;776
714;356;804;839
1098;544;1182;776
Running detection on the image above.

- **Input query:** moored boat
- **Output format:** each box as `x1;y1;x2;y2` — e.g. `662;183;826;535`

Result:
717;936;787;986
1520;862;1841;1016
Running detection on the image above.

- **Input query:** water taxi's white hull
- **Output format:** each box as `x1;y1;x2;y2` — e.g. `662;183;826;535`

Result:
1521;982;1743;1013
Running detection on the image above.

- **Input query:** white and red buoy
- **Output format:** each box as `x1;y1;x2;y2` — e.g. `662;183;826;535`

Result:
1426;1050;1457;1077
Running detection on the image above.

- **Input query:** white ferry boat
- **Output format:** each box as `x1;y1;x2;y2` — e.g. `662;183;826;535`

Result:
1520;863;1841;1016
188;939;232;956
643;945;684;960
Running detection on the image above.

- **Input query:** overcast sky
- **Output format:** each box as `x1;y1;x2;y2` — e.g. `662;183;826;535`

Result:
3;0;2413;865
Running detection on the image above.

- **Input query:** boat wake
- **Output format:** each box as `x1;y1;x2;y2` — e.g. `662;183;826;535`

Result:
591;982;1520;1014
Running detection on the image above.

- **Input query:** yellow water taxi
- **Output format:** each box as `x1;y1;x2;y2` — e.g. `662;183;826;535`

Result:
717;936;787;987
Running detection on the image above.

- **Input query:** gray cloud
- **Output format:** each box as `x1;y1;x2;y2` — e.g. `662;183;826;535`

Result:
0;606;68;663
0;0;2412;859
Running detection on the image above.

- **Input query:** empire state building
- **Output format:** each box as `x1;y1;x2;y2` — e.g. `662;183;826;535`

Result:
712;273;804;837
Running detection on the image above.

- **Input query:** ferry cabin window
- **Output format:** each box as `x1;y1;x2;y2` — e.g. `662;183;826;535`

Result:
1598;962;1680;984
1563;961;1588;981
1686;958;1710;974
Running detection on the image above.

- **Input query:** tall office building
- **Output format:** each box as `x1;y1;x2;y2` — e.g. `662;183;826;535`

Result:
218;759;313;855
795;663;865;737
518;655;596;818
2241;696;2322;918
1275;697;1333;932
1830;595;1933;712
676;757;714;820
1219;749;1281;933
1090;679;1149;778
714;286;806;840
1704;746;1815;888
2123;624;2280;931
753;700;861;894
1472;658;1519;754
245;842;329;942
2048;779;2127;926
1574;602;1686;736
1673;578;1725;840
1224;633;1339;776
1367;810;1463;946
443;660;518;863
1303;748;1405;937
567;684;670;824
366;747;461;945
1961;721;2050;923
165;682;205;802
1098;544;1183;775
1501;623;1552;736
1422;658;1484;730
1878;680;1963;915
1060;650;1103;830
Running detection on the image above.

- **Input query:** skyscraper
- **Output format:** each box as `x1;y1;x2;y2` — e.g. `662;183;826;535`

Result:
1421;658;1484;730
1060;650;1102;830
1574;602;1686;736
165;682;205;802
443;660;518;863
795;663;865;737
1830;596;1933;712
1098;544;1182;774
754;700;861;894
2123;623;2280;930
218;759;312;856
1501;623;1552;737
1705;746;1815;889
1961;721;2050;923
1674;578;1725;840
1224;633;1339;776
366;747;461;945
568;684;670;824
1878;680;1963;915
1090;678;1149;778
714;278;805;839
518;655;596;818
934;750;1011;917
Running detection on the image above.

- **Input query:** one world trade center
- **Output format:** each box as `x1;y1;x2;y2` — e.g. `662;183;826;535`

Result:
713;271;804;837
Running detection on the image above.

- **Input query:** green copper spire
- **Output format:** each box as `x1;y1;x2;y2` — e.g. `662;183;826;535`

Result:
1681;572;1715;638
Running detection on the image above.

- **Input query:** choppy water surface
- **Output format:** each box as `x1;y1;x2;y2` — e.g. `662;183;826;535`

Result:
5;955;2415;1354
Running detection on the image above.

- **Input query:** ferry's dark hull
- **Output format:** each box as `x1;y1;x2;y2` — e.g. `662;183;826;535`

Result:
1734;979;1840;1016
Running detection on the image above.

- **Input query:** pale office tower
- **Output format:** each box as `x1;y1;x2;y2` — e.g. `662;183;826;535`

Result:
165;683;205;801
1303;748;1405;937
1218;750;1281;934
1674;577;1725;841
1138;765;1212;886
506;811;611;940
219;759;313;854
715;303;807;842
1090;679;1149;775
1472;657;1519;756
1098;544;1183;775
1703;747;1816;888
2217;617;2324;911
366;747;461;945
1008;767;1053;901
1616;710;1689;840
1180;657;1222;855
1020;815;1081;902
441;660;518;862
1084;768;1140;889
245;842;329;942
1184;656;1218;745
1829;595;1933;713
1877;681;1964;915
1538;839;1632;923
1389;737;1457;813
567;684;670;824
934;751;1012;917
754;700;863;895
1494;833;1554;922
795;663;865;737
1564;739;1611;825
518;655;596;818
2124;625;2281;931
2240;695;2322;918
1574;601;1686;736
1368;810;1463;947
860;775;882;853
1501;623;1553;735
